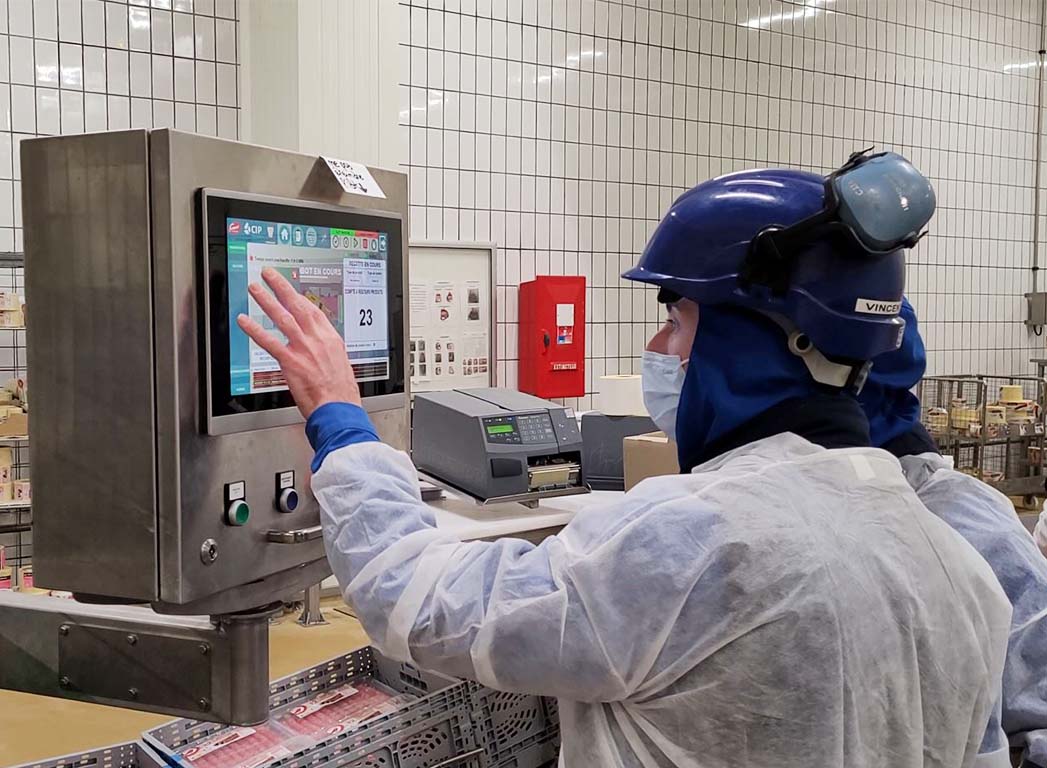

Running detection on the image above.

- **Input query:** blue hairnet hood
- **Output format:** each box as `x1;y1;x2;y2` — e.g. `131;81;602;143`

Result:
857;298;926;447
675;306;832;471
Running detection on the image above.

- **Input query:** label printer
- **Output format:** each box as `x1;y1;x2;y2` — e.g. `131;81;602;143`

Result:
413;388;589;505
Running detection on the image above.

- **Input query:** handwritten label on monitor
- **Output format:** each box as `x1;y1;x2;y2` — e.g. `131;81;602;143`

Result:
322;156;386;199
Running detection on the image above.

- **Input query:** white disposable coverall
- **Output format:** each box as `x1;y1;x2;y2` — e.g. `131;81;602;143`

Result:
314;433;1012;768
1033;506;1047;558
901;453;1047;767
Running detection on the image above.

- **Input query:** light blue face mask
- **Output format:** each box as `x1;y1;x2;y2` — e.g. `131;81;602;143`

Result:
641;350;688;441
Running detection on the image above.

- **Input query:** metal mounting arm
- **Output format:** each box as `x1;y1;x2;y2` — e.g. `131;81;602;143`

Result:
0;591;273;725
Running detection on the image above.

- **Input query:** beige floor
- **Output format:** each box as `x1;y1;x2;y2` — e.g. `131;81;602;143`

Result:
0;599;369;766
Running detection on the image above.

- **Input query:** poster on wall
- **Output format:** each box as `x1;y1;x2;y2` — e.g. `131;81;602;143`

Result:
408;243;496;393
409;284;429;330
464;332;489;378
409;336;429;382
432;280;457;325
466;280;483;324
434;335;455;378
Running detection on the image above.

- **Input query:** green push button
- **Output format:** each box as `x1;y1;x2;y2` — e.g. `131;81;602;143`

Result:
225;500;250;526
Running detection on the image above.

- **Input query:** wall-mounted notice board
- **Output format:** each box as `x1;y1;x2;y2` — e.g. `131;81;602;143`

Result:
408;242;497;393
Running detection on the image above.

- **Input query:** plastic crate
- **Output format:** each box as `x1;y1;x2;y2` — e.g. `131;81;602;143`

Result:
466;686;560;768
143;647;483;768
10;741;167;768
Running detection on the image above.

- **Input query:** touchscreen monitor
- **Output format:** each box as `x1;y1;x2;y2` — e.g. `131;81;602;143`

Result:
227;218;392;393
202;190;405;433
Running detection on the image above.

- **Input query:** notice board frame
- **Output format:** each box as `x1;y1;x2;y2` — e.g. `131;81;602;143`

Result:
408;241;498;394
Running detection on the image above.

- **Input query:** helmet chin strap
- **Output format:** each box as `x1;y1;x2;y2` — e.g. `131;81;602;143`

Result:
763;313;872;394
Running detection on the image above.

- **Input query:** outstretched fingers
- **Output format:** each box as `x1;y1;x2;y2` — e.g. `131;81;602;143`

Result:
237;313;289;362
261;267;328;330
248;280;305;346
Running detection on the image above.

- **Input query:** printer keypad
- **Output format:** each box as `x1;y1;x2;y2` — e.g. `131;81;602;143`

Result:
482;414;556;445
517;414;556;444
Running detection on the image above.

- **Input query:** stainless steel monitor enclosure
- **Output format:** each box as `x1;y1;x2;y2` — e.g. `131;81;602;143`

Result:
23;130;410;615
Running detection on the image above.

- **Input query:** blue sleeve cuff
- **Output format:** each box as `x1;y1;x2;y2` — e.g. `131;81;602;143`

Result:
305;402;380;472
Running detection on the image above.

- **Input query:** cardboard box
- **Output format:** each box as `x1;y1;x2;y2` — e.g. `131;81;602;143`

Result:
0;309;22;327
14;480;30;502
0;410;27;438
16;564;46;594
623;432;680;491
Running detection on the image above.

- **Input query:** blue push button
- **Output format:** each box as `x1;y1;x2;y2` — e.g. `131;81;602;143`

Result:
278;487;300;514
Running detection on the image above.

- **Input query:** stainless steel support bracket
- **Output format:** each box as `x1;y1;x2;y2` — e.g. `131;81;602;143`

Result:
297;583;327;627
0;591;272;725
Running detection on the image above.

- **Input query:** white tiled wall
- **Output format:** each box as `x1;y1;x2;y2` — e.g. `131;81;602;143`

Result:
296;0;403;170
1;0;240;253
0;0;239;569
398;0;1046;408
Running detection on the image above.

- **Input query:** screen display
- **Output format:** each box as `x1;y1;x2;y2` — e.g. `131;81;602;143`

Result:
486;424;514;435
203;190;405;426
226;218;391;395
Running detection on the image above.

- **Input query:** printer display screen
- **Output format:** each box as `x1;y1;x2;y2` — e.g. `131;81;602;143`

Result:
483;414;556;445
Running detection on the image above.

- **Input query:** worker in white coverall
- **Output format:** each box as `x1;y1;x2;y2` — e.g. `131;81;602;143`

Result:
860;298;1047;768
238;152;1012;767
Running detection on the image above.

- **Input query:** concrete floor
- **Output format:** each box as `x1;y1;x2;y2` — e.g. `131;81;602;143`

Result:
0;599;369;766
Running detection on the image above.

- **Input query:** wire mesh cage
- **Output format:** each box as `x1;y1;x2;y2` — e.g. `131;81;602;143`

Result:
917;374;1047;499
916;376;986;446
0;253;28;576
977;375;1047;493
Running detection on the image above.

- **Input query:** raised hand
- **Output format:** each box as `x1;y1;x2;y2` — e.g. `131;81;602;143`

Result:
236;267;362;418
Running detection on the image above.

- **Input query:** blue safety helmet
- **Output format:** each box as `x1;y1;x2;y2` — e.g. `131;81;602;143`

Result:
623;150;936;369
857;297;927;447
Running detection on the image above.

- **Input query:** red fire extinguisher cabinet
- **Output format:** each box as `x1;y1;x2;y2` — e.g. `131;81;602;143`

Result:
518;275;586;399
